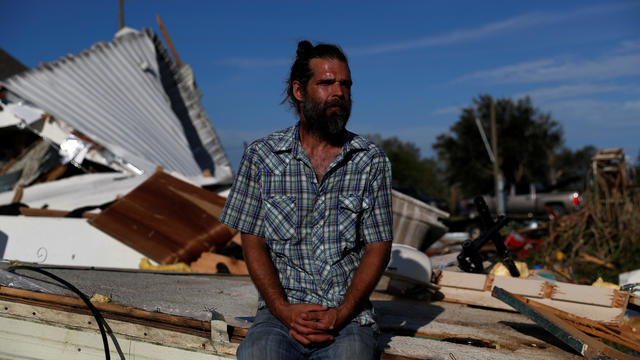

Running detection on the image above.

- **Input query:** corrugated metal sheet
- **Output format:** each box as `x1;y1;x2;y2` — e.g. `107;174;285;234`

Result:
1;28;233;184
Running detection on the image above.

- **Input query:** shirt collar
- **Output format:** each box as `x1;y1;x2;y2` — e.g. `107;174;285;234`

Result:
273;125;297;153
272;123;369;155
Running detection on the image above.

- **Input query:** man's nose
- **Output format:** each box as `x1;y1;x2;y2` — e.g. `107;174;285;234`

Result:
330;83;344;98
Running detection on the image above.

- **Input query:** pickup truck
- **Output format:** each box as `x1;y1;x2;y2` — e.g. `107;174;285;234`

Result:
467;183;583;218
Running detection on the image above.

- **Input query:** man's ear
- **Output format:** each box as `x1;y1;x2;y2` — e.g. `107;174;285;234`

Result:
293;80;305;102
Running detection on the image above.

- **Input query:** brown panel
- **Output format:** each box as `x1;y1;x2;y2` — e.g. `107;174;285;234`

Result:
89;171;235;264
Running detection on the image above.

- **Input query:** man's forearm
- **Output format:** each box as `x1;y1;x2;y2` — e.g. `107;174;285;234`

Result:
241;233;288;312
336;241;391;325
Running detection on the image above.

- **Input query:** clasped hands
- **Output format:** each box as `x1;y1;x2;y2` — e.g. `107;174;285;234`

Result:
275;303;347;345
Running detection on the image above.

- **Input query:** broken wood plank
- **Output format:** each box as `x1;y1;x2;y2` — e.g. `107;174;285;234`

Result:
436;286;626;325
435;270;628;325
491;286;637;360
518;297;640;353
435;270;487;290
551;281;628;308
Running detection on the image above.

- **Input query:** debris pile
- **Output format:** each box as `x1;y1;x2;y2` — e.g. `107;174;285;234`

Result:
532;148;640;283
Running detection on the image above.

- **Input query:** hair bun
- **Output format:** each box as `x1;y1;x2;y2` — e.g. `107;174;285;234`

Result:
296;40;313;57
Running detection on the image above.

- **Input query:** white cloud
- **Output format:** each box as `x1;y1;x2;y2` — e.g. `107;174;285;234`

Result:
457;54;640;84
623;100;640;111
617;39;640;53
351;3;635;56
351;12;550;56
513;84;627;101
546;99;640;128
432;105;464;115
545;98;640;158
220;57;291;68
220;3;638;67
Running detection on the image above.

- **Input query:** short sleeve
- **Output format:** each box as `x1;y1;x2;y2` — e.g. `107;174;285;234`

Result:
219;145;265;236
360;153;393;244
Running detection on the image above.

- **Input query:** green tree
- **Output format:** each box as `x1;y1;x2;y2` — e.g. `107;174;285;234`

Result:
433;95;564;196
366;134;445;198
549;145;597;191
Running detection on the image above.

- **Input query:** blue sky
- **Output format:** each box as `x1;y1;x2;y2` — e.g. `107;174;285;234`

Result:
2;1;639;171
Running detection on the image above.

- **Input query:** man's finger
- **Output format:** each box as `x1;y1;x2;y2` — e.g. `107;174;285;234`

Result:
305;333;333;343
289;329;311;345
295;317;333;331
290;320;327;335
303;311;328;321
298;304;328;312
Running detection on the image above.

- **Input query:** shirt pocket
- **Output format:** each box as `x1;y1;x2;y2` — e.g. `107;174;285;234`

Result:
337;194;369;252
264;195;297;241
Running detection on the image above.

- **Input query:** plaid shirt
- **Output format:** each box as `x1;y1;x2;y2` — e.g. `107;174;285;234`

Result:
219;124;393;325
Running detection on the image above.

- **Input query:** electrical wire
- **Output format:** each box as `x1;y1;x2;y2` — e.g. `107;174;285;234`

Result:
7;265;111;359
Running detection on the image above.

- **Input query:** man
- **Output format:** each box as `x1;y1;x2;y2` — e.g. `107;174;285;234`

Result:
219;40;393;360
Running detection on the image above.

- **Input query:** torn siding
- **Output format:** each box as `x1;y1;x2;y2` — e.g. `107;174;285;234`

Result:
1;28;233;184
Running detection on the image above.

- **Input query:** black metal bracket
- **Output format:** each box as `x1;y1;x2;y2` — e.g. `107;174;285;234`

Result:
457;196;520;277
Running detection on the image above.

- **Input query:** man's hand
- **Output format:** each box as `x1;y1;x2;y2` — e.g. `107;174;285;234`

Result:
273;303;334;345
298;306;347;331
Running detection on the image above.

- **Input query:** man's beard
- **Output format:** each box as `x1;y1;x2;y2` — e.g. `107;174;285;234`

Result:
301;95;351;143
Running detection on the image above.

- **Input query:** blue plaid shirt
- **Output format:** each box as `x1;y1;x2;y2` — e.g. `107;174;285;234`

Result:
219;124;393;325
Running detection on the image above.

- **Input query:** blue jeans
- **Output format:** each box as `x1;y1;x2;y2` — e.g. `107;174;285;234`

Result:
237;308;378;360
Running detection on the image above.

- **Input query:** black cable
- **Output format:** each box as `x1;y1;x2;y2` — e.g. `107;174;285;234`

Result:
8;265;111;359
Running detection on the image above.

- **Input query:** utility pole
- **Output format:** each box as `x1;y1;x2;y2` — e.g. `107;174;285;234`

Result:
490;99;505;215
119;0;125;29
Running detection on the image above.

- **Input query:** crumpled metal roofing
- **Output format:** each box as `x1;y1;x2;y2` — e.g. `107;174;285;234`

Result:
1;28;233;184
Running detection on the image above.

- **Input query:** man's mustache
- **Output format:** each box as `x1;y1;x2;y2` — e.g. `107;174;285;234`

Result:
325;98;350;110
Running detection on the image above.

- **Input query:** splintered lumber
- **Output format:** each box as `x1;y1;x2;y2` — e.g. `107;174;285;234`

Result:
89;171;236;264
512;295;640;353
434;270;628;325
190;253;249;275
491;286;637;360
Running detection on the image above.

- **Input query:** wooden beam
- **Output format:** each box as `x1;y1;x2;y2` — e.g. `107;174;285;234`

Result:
156;14;182;68
11;184;24;203
43;164;67;182
119;0;124;29
0;286;209;334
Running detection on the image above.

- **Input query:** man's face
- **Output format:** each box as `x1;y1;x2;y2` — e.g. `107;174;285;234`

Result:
300;58;352;139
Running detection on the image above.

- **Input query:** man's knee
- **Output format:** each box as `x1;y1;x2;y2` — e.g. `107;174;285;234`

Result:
237;309;303;360
312;323;378;360
238;327;302;360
